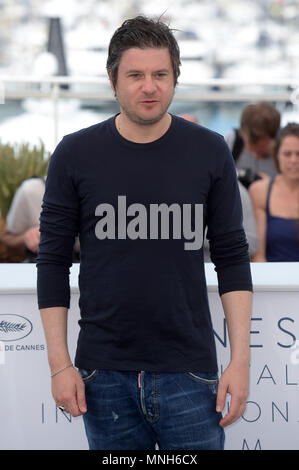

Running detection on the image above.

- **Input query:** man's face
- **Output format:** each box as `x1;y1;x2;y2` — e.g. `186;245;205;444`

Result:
110;47;175;126
242;132;274;160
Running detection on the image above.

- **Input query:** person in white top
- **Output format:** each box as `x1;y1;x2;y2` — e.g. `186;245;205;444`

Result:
2;176;80;261
2;177;45;259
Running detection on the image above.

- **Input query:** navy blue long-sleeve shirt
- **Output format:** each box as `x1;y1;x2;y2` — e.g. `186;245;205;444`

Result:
36;114;252;372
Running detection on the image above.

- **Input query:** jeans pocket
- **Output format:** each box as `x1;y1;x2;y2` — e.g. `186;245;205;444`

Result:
185;371;219;384
78;368;99;384
185;371;219;394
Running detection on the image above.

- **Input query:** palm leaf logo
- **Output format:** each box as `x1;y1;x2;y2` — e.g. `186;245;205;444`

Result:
0;321;27;333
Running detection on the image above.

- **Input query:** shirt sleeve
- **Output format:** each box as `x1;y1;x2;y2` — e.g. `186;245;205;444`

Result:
206;137;253;296
36;137;80;309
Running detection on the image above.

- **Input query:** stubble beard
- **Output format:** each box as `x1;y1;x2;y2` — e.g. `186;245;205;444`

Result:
118;90;174;127
122;108;167;126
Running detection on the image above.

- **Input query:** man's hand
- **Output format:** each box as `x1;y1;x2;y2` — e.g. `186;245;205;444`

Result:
52;366;87;417
24;225;40;253
216;361;249;428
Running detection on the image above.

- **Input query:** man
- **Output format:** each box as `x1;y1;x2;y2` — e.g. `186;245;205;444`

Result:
37;16;252;451
226;101;281;187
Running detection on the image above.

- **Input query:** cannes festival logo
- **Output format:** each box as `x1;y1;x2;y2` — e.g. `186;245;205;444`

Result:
95;196;203;251
0;314;33;342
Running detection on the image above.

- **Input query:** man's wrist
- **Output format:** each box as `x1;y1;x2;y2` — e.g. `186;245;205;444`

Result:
229;356;250;367
51;363;74;378
49;354;72;372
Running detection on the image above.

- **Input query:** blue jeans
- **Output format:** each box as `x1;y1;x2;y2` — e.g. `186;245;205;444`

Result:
78;369;225;450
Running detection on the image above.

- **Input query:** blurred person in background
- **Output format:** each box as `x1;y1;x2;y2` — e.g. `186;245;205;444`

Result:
181;113;258;260
37;16;252;451
1;176;45;262
1;176;80;262
225;101;280;189
178;113;200;123
249;122;299;262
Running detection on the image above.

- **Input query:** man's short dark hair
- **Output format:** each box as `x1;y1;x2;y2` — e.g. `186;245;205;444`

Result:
240;101;281;143
106;15;181;89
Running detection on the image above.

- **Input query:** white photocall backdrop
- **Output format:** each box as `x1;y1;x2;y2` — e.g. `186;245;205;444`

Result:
0;263;298;450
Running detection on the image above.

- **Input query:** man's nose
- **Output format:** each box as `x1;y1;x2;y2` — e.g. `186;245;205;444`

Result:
141;76;156;94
